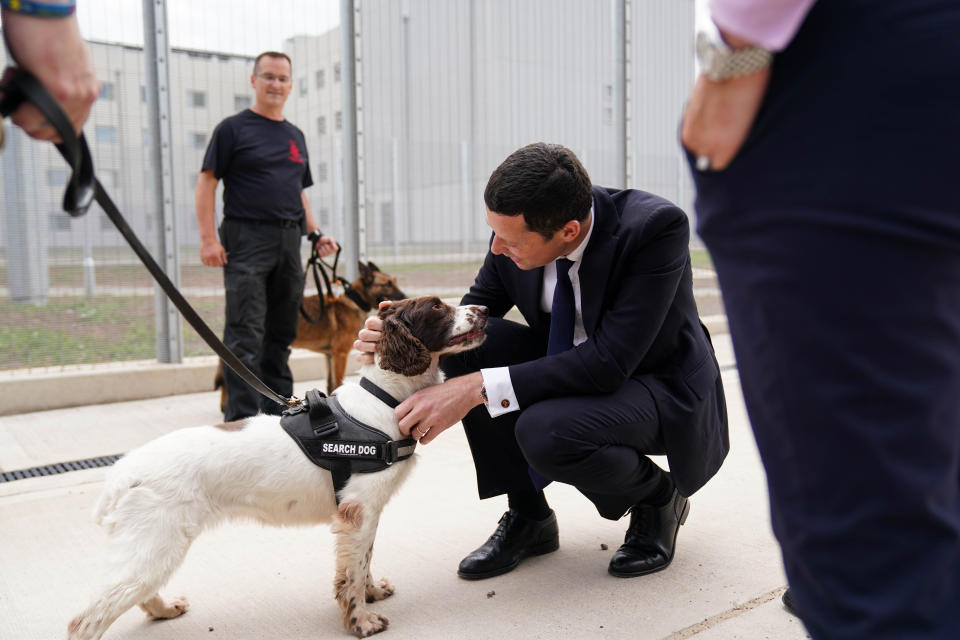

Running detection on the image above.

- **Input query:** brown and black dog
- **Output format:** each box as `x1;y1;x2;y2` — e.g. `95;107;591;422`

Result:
215;261;406;409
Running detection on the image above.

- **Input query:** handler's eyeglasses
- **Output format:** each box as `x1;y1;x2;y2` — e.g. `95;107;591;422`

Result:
257;73;291;84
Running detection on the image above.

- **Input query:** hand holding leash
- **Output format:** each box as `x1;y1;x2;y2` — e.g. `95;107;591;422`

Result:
307;229;339;258
0;5;98;142
0;67;94;216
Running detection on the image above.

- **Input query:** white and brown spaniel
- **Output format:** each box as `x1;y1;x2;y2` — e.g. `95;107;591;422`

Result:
68;297;487;639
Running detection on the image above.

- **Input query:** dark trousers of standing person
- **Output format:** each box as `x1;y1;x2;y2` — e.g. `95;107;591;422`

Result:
690;1;960;637
219;218;303;421
441;318;674;519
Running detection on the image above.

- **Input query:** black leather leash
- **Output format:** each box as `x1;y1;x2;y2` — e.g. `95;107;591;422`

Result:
299;245;371;323
0;68;299;411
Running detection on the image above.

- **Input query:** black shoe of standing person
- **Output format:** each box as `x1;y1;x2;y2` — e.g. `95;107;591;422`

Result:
608;489;689;577
457;509;559;580
782;588;801;617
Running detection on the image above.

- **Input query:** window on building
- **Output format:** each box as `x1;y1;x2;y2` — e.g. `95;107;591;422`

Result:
315;69;325;89
317;115;326;135
333;62;341;83
299;77;307;97
190;132;208;149
188;90;206;108
317;162;328;183
50;213;72;231
234;95;251;111
100;82;115;101
318;207;330;227
335;111;342;131
96;126;118;144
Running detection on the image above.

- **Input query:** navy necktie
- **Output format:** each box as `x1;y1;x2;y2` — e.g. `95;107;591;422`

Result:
531;257;576;491
547;258;575;355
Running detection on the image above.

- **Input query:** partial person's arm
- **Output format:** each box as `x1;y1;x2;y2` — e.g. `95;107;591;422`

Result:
0;0;99;142
301;191;338;257
195;170;226;267
681;0;817;170
707;0;817;51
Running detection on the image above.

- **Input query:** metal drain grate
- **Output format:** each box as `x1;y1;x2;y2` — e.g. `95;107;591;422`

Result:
0;454;123;483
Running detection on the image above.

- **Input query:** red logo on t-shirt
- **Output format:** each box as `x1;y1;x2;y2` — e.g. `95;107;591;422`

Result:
288;140;304;163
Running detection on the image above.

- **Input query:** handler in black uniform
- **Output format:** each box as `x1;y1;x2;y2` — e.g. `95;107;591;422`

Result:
195;51;337;421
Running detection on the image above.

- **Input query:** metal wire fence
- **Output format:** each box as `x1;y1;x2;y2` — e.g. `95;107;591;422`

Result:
0;0;697;373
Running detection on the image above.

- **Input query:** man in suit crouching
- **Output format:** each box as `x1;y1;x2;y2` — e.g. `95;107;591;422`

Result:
355;142;729;579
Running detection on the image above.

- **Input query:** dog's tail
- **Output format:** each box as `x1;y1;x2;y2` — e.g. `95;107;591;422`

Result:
94;481;121;529
214;362;227;413
93;461;132;530
213;362;224;391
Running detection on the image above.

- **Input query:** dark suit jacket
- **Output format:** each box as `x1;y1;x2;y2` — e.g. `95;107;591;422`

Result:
461;186;729;496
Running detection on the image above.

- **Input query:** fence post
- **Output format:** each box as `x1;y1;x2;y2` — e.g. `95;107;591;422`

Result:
340;0;362;278
3;129;48;304
143;0;182;363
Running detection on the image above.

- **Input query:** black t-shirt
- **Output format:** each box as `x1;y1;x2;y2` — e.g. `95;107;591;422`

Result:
201;109;313;223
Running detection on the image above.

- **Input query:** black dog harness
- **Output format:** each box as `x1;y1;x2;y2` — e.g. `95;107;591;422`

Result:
280;378;416;502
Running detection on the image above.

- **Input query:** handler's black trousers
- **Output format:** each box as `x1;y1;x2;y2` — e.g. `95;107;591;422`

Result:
442;318;669;520
219;218;303;421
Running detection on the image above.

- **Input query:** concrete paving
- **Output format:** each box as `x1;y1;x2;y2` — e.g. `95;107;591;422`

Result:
0;333;811;640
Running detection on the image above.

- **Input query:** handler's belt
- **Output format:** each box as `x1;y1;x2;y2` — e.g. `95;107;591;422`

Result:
280;379;416;501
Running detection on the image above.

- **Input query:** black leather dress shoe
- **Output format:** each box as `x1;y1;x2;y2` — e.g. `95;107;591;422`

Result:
608;489;689;577
457;509;559;580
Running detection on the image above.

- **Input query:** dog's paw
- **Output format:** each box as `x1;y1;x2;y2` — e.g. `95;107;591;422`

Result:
139;595;190;620
365;577;395;602
349;611;389;637
67;615;95;640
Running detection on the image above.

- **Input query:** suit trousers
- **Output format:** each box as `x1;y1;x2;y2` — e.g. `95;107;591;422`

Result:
442;317;668;520
219;218;303;421
691;2;960;637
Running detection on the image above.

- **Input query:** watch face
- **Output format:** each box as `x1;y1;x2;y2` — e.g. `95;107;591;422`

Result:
696;32;720;73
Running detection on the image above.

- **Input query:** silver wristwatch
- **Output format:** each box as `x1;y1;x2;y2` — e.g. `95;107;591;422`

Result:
696;22;772;81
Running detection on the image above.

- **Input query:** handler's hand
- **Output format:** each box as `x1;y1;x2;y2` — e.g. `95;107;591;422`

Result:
313;234;339;258
199;239;227;267
1;11;99;142
681;68;770;171
396;371;484;445
352;301;392;364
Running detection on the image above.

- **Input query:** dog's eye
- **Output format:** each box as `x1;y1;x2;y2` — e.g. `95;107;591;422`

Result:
432;303;443;311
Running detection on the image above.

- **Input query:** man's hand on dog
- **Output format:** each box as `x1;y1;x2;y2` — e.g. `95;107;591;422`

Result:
353;303;390;366
395;371;483;444
354;302;483;444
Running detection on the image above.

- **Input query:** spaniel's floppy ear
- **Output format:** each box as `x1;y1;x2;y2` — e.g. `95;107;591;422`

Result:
376;315;431;376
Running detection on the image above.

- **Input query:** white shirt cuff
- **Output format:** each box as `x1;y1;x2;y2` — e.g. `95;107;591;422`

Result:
481;367;520;418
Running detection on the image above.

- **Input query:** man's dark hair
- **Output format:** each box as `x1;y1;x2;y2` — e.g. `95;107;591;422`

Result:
254;51;292;74
484;142;593;238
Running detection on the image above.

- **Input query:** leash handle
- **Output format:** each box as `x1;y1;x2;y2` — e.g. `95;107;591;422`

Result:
1;68;298;410
0;67;94;216
299;245;347;324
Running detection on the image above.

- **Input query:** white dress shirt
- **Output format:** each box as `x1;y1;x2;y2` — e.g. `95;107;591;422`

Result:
481;207;595;418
